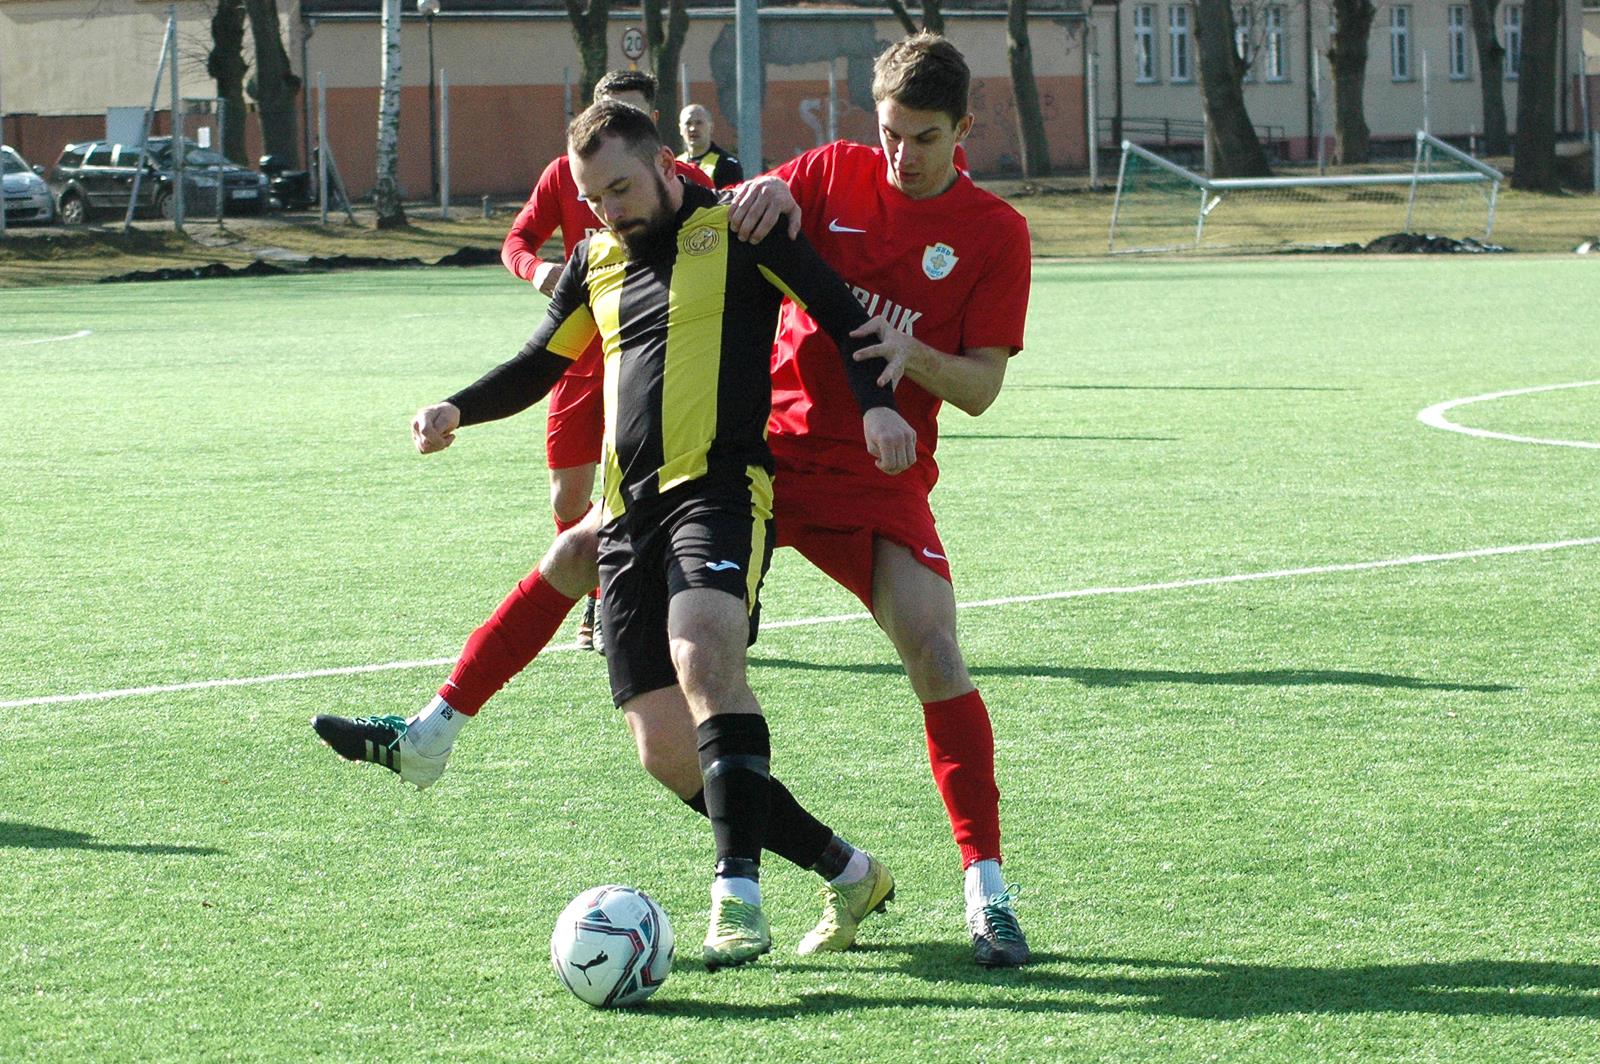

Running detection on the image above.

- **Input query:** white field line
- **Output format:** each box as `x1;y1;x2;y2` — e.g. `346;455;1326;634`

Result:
1418;380;1600;449
5;535;1599;710
1;329;93;348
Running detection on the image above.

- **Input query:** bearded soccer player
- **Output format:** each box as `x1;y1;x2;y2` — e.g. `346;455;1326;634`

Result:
314;32;1031;969
320;100;916;968
501;70;713;650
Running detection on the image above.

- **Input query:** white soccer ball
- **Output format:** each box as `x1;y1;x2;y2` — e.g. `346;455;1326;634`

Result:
550;884;675;1008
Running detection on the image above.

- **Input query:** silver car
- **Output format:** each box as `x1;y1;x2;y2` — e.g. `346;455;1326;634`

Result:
2;145;56;225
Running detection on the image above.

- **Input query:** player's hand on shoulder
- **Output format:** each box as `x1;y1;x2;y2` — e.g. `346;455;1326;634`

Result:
851;316;917;389
728;175;801;243
863;407;917;476
412;402;461;454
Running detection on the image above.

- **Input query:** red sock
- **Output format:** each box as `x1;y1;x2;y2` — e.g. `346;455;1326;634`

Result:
438;569;579;715
553;502;593;535
922;690;1002;868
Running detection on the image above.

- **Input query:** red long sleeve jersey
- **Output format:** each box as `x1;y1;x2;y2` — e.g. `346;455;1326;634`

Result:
767;141;1031;493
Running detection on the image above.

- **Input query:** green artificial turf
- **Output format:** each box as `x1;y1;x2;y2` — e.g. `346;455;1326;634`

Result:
1;259;1596;1061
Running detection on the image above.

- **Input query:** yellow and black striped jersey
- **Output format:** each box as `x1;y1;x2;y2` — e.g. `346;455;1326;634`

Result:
447;181;895;523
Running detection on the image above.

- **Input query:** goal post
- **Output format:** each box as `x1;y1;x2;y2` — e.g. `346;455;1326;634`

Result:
1109;132;1504;253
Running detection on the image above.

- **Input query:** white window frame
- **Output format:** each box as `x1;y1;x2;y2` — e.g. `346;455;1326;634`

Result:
1504;4;1522;80
1134;5;1160;83
1390;4;1412;82
1234;5;1255;83
1447;5;1470;80
1264;5;1288;82
1170;4;1194;84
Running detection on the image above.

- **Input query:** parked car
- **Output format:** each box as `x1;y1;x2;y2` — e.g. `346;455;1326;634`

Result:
48;137;270;224
2;145;56;225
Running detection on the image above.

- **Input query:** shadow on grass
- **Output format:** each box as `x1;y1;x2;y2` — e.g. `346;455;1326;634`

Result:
0;820;222;856
941;433;1178;442
750;658;1514;693
653;946;1600;1020
1008;384;1353;392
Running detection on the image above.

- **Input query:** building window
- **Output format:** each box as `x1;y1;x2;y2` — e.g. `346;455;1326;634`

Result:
1448;5;1470;79
1264;5;1288;81
1135;5;1159;83
1504;4;1522;79
1390;5;1412;81
1234;6;1254;82
1170;4;1193;83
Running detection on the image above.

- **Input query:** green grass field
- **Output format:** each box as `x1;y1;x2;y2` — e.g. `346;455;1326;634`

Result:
2;259;1597;1061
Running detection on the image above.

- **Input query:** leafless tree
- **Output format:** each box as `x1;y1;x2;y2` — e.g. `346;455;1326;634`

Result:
1511;0;1560;190
1326;0;1376;163
1467;0;1510;154
374;0;407;227
1194;0;1271;176
1006;0;1052;176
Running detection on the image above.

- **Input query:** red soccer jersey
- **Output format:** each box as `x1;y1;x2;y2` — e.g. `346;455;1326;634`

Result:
501;157;714;377
767;141;1030;493
501;155;713;278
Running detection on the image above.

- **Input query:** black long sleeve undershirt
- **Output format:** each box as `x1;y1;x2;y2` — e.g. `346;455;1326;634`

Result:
445;341;572;427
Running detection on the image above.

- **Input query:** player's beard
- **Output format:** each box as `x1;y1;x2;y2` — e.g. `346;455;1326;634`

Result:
617;171;676;260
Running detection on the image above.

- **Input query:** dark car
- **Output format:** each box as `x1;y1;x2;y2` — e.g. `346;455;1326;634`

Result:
48;137;270;224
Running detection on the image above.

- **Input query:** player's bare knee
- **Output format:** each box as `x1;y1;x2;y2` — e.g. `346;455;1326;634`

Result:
670;638;747;708
542;525;601;591
902;627;968;690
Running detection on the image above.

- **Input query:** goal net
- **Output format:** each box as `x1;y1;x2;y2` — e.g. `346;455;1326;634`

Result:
1108;132;1503;253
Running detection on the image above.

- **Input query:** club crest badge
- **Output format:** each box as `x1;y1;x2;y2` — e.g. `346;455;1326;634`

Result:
683;225;720;256
922;242;958;280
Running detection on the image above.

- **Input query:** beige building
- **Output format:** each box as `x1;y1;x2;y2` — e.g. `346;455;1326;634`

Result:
1;0;1593;199
1089;0;1595;159
0;0;1094;198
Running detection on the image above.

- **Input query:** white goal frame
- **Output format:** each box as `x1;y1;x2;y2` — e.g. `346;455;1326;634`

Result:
1108;131;1504;252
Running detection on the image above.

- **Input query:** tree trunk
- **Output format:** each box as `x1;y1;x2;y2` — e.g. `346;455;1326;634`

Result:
1468;0;1510;154
1193;0;1271;176
1006;0;1052;176
1512;0;1560;190
885;0;918;37
922;0;945;36
564;0;613;106
1327;0;1376;164
207;0;250;164
243;0;301;164
644;0;690;152
373;0;406;228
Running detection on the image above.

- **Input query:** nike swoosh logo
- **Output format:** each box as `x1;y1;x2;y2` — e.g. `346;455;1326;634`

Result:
706;560;742;572
828;219;867;234
922;548;947;562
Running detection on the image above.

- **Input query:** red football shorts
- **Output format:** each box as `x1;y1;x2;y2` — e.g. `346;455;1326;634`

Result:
544;346;603;470
773;456;952;610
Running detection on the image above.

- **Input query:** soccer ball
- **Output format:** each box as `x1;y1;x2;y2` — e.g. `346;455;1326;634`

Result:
550;885;675;1008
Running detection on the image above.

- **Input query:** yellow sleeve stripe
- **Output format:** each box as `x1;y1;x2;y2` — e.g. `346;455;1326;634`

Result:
546;305;597;360
756;264;808;313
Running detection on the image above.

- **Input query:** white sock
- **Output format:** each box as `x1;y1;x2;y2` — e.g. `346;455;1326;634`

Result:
829;849;871;887
711;875;762;907
405;695;467;757
964;859;1005;915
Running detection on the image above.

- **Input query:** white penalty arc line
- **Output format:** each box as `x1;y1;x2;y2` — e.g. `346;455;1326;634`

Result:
1;329;93;348
1418;380;1600;449
6;534;1600;711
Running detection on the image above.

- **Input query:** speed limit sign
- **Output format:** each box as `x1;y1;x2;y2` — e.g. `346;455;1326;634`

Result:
621;27;645;61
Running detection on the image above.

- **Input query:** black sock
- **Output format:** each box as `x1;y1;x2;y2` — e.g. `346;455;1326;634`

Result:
696;714;771;880
681;778;834;872
810;834;857;881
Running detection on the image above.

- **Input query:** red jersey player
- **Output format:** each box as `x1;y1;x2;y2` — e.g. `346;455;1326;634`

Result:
314;33;1030;969
743;34;1032;968
499;70;711;648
